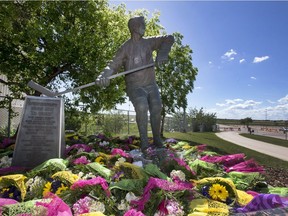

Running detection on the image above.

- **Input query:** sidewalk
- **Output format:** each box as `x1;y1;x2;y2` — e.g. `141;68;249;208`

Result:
216;131;288;162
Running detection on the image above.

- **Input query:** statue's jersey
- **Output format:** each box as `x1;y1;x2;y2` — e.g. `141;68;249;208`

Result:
107;36;174;89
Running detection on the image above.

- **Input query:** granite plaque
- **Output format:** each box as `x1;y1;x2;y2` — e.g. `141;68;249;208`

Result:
12;96;65;168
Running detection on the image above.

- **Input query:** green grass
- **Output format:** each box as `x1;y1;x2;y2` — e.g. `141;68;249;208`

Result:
163;132;288;169
240;133;288;148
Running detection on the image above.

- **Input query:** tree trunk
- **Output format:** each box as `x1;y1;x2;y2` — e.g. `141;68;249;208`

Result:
160;113;166;138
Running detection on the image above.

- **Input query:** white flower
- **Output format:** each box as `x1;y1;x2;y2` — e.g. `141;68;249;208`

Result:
77;148;85;154
132;161;143;167
78;172;84;178
125;192;138;203
89;200;105;213
99;141;109;146
170;170;186;182
0;156;12;168
117;199;129;211
115;157;126;166
118;157;126;163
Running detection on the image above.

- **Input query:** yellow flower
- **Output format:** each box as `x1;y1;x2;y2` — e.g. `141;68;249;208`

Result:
208;184;229;202
52;171;79;185
95;156;104;164
42;181;52;197
0;174;27;201
182;144;192;149
55;183;68;195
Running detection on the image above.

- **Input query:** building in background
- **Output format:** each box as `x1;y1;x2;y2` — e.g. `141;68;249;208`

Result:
0;75;24;135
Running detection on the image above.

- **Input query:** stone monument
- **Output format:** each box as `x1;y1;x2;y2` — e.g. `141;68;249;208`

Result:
12;96;65;168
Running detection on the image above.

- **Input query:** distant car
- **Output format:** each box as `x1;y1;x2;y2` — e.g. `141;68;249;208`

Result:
279;127;288;132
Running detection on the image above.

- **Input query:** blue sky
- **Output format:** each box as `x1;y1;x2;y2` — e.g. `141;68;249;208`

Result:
111;1;288;120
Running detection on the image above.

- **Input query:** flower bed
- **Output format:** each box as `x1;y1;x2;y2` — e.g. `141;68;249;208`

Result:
0;134;287;215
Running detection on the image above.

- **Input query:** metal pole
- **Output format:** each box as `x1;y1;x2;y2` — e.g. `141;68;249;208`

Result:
7;98;11;138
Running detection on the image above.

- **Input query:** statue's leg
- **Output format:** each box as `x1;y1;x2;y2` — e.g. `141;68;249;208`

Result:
148;85;163;148
134;98;149;151
127;87;149;152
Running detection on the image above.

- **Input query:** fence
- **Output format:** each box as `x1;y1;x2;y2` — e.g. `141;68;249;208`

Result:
0;96;187;137
1;95;218;138
68;108;179;136
0;96;24;137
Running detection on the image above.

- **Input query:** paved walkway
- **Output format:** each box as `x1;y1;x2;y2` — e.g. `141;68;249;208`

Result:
216;131;288;162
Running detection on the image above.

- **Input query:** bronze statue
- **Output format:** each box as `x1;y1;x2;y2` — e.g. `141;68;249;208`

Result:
97;16;174;154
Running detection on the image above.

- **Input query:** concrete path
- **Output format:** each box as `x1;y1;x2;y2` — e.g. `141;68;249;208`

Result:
216;131;288;162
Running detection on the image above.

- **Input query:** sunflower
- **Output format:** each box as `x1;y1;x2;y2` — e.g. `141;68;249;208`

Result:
208;183;229;202
42;181;52;197
55;183;68;195
42;179;68;197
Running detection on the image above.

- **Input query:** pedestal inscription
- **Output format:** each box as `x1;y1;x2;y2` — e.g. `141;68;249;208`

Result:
12;96;65;168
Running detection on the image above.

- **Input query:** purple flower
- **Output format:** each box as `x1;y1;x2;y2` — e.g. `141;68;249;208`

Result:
73;156;90;165
65;144;92;156
164;138;178;144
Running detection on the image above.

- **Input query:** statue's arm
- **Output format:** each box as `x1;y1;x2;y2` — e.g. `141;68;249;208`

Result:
96;43;126;87
103;44;126;76
151;35;175;65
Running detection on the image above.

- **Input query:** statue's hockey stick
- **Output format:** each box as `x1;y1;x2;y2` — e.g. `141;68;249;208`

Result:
28;63;154;97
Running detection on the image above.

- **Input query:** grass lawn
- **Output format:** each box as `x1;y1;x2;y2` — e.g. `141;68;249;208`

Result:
163;131;288;169
240;133;288;148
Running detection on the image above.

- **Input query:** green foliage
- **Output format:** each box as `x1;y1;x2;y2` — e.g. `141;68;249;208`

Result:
0;1;170;113
240;117;253;128
0;1;128;110
188;107;217;132
102;112;126;135
156;32;198;135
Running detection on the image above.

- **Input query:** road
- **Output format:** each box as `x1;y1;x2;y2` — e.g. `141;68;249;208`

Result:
216;131;288;162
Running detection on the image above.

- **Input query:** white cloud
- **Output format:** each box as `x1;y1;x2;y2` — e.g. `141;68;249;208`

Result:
212;95;288;120
250;76;257;80
278;95;288;104
216;103;226;107
195;86;203;90
228;100;262;110
253;56;269;63
208;61;213;65
239;59;245;63
222;49;237;61
267;99;276;104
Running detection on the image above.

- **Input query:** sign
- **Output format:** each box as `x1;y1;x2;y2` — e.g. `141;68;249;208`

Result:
12;96;65;168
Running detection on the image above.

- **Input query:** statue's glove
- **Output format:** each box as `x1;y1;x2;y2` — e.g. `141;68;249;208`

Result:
96;68;111;87
156;35;174;66
156;56;168;66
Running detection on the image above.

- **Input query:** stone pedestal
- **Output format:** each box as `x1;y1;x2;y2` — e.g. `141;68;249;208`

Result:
12;96;65;168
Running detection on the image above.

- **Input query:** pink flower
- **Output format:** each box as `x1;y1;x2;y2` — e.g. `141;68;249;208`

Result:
173;157;196;176
73;156;90;165
196;144;207;152
71;177;111;197
131;177;193;211
124;209;145;216
36;193;72;216
72;196;91;215
111;148;131;158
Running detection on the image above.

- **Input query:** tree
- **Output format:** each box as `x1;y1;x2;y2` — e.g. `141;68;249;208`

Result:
1;1;198;137
240;117;253;128
187;107;217;132
0;1;128;111
156;32;198;136
0;1;169;114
